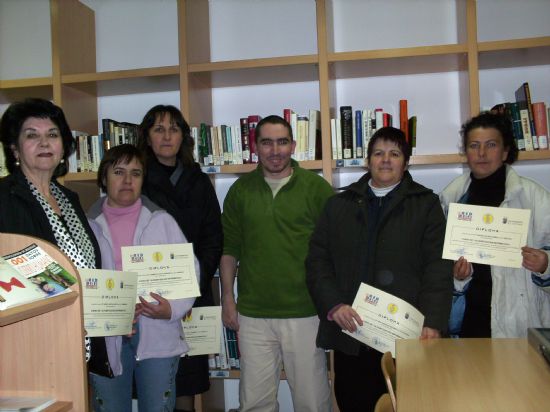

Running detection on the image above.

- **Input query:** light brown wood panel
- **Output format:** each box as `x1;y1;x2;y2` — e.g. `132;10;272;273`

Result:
396;338;550;412
0;233;88;412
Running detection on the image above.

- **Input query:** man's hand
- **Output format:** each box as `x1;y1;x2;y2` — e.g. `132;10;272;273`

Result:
222;297;239;331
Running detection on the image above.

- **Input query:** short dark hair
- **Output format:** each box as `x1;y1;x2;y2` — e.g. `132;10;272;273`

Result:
0;98;75;176
97;144;145;192
255;115;293;143
137;105;194;167
367;126;411;163
460;112;518;164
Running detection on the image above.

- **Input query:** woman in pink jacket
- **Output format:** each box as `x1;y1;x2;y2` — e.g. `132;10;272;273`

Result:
87;144;200;412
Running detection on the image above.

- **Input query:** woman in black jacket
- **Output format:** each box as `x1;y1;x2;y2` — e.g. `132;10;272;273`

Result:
306;127;453;412
137;105;222;412
0;98;111;377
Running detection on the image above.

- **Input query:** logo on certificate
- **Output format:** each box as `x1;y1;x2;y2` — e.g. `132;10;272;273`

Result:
152;252;163;262
457;211;472;222
482;213;494;224
106;278;115;290
86;278;98;289
387;303;398;314
364;293;379;306
130;253;144;263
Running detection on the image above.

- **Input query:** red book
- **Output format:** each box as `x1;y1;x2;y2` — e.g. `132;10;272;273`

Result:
383;112;392;127
283;108;293;124
399;99;409;144
247;115;261;163
532;102;549;150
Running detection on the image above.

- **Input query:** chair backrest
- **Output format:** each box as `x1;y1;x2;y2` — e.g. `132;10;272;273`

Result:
374;393;393;412
381;351;397;411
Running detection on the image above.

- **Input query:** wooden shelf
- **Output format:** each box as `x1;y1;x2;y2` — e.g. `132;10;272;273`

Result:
478;36;550;52
0;77;53;89
188;54;318;73
0;291;78;327
61;66;179;84
63;171;98;182
328;43;468;63
332;149;550;169
44;401;72;412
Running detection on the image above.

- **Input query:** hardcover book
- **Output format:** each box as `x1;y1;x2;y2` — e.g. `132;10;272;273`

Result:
248;115;262;163
532;102;549;150
340;106;353;159
515;82;538;150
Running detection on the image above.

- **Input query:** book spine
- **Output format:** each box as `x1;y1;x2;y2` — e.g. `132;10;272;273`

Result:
522;83;538;149
519;109;534;151
399;99;409;144
375;108;384;131
308;109;320;161
330;118;337;160
297;115;308;161
355;110;363;158
532;102;548;150
336;118;342;160
248;115;261;163
240;118;251;164
506;103;525;151
340;106;353;159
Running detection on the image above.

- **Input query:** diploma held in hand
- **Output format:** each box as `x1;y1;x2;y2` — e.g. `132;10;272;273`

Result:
181;306;222;356
343;283;424;356
81;268;138;337
442;203;531;268
122;243;200;302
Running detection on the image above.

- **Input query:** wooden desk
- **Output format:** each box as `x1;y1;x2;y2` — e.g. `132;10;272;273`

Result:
396;338;550;412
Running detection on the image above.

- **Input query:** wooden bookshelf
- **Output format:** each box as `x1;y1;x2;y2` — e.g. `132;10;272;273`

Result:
0;233;88;412
2;0;548;183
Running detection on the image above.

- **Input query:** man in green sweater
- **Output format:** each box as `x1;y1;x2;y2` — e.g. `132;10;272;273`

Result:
221;115;334;411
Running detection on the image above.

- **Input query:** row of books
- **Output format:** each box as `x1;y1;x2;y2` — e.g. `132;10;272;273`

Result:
208;326;241;371
68;119;140;172
330;100;416;161
492;82;549;151
192;110;322;167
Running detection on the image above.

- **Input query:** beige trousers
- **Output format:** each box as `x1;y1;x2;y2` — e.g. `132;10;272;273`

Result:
237;314;332;412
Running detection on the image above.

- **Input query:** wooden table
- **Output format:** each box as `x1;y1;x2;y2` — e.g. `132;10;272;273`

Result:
396;338;550;412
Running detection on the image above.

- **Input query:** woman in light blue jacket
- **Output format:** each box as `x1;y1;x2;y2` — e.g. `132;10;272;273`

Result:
87;144;200;412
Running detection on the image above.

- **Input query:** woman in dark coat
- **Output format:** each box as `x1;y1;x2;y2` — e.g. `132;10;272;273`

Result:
137;105;223;412
306;127;453;412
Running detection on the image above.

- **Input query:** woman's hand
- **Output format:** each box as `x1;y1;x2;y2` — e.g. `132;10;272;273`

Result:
332;305;363;333
126;304;143;337
522;246;549;274
453;256;472;280
420;327;440;340
138;292;172;320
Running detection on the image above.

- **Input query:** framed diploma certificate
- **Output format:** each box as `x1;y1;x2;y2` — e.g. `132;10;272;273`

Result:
122;243;200;302
80;268;138;337
443;203;531;268
343;283;424;357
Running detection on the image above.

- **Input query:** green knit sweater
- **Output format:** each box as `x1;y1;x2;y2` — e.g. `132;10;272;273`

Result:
222;161;334;318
